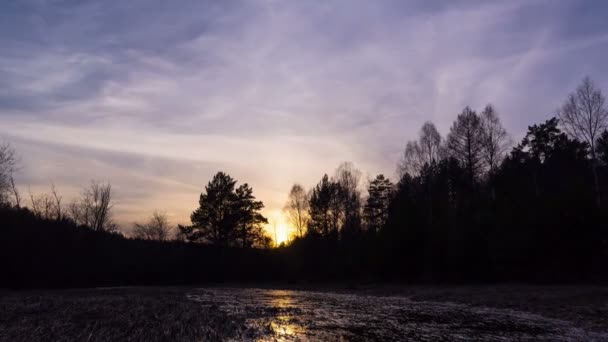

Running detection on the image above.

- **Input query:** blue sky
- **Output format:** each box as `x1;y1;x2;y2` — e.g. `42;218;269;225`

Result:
1;0;608;230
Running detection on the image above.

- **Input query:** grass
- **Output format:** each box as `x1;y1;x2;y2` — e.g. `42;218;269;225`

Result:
0;288;243;342
1;285;607;341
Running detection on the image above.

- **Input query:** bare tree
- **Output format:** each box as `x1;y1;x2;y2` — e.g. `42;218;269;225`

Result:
50;182;63;220
29;188;53;219
25;183;65;220
133;210;171;241
68;198;90;227
398;122;443;225
398;141;424;178
69;181;116;232
28;189;40;217
284;184;309;238
88;181;114;232
480;105;510;200
419;121;443;166
334;162;361;195
558;77;608;208
0;142;17;204
9;176;21;208
398;122;443;178
447;107;485;187
334;162;362;235
480;105;510;174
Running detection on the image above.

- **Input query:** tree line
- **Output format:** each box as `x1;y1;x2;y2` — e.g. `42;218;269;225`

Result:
281;77;608;280
1;77;607;285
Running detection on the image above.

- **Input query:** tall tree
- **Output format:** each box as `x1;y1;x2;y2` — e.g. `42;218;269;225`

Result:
334;162;362;237
180;172;270;248
234;183;270;248
398;122;444;225
480;105;510;200
398;141;424;177
419;121;443;166
87;181;115;232
513;117;587;199
284;184;309;238
398;122;442;177
308;174;342;238
480;104;509;174
447;107;485;187
558;77;608;208
363;174;393;233
183;172;238;246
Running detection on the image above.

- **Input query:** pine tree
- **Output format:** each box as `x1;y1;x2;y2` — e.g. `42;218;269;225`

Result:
363;174;393;233
181;172;270;248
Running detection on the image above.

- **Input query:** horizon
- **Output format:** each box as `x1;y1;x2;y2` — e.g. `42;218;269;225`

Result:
2;0;608;241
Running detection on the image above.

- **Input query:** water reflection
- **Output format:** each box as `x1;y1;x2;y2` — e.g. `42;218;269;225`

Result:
266;291;301;340
187;288;603;341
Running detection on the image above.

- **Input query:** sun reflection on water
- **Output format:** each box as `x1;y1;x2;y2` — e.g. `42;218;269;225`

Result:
262;290;304;341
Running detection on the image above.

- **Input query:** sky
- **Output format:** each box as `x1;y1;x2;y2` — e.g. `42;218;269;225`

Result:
1;0;608;237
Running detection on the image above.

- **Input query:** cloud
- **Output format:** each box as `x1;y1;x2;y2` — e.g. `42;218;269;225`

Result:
2;0;608;227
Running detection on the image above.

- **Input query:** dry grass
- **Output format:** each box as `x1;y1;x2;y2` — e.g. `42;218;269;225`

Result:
338;284;608;333
0;288;242;342
1;285;607;341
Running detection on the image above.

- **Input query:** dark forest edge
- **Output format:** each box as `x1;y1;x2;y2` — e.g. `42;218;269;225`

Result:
1;77;608;288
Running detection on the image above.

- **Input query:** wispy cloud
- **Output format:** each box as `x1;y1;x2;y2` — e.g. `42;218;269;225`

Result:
2;0;608;227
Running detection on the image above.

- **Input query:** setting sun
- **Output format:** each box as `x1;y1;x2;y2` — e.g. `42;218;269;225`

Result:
265;210;294;246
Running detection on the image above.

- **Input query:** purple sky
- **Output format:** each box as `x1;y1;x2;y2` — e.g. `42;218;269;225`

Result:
1;0;608;232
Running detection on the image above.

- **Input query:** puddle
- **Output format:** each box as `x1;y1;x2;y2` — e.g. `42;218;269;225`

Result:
186;288;607;341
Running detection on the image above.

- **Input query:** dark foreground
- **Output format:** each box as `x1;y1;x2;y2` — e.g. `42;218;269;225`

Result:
1;286;607;341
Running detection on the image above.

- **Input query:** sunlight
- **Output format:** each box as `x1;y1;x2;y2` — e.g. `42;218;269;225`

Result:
265;210;294;246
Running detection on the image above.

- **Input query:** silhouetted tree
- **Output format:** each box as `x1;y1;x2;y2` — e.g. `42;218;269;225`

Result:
133;211;172;241
398;122;442;177
180;172;270;248
419;122;443;166
308;174;342;238
480;105;509;175
558;77;608;207
234;183;270;248
495;117;595;275
69;181;116;232
29;188;54;220
398;141;424;177
363;174;393;233
420;122;444;224
181;172;237;246
511;117;591;199
334;162;362;237
0;142;17;204
447;107;485;187
4;94;608;287
480;105;510;200
9;175;20;208
50;183;63;221
284;184;309;238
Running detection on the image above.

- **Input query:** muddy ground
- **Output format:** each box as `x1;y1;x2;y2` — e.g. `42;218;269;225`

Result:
1;285;607;341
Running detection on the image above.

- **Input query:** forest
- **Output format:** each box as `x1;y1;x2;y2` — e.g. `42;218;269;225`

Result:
1;77;607;287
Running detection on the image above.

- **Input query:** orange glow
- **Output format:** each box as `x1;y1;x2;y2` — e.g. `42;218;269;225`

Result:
265;210;294;246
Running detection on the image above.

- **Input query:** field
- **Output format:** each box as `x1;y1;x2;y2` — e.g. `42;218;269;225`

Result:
1;285;607;341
